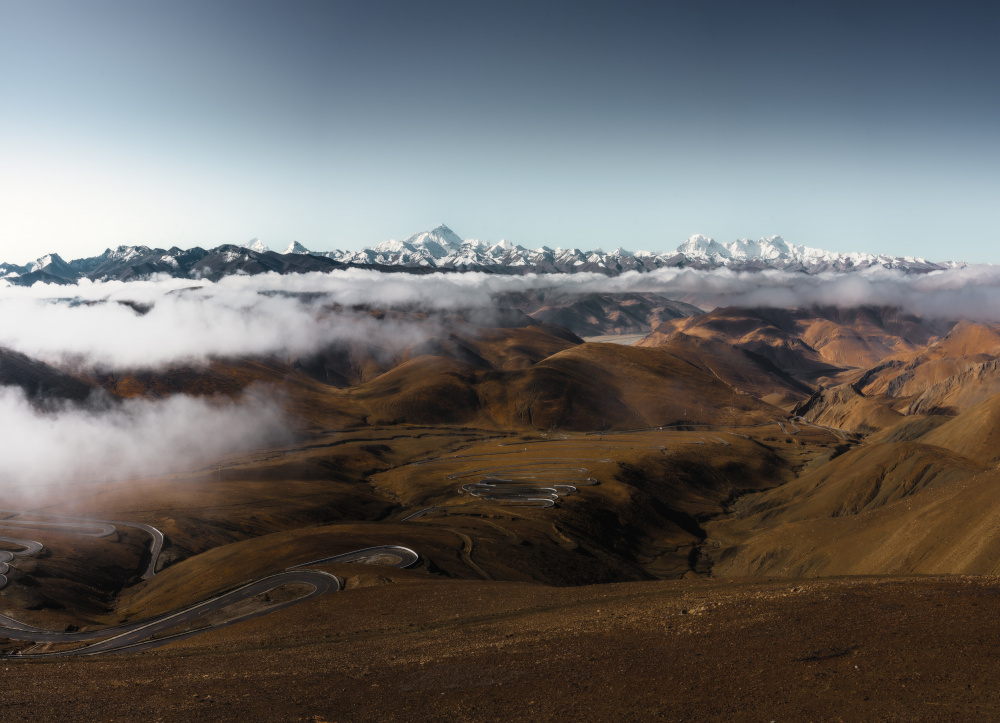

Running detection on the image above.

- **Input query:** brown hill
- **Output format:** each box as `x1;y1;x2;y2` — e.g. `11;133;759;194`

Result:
792;382;903;434
82;310;585;431
349;355;484;427
88;357;368;431
289;322;578;387
0;347;102;404
642;308;841;382
499;290;703;336
290;308;581;386
647;306;947;383
905;359;1000;414
731;441;978;525
854;320;1000;400
916;319;1000;359
352;343;784;431
495;342;785;430
708;441;995;577
796;306;943;367
638;331;815;406
919;392;1000;464
71;310;784;436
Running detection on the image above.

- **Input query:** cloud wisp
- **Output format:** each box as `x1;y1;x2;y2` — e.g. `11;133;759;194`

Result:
0;386;292;497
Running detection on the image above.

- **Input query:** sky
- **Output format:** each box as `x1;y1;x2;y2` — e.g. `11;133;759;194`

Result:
0;0;998;264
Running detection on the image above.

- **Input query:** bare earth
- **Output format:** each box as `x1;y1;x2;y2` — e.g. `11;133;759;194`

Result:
4;573;1000;721
581;334;648;345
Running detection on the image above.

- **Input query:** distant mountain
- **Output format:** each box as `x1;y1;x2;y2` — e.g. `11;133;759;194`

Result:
243;238;270;253
0;225;960;286
498;290;704;337
1;243;341;285
282;240;310;255
675;234;950;272
268;224;959;275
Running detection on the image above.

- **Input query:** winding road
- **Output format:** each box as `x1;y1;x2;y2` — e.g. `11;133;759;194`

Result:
448;461;598;507
1;545;418;657
0;509;165;590
401;451;607;518
0;506;421;656
401;422;840;521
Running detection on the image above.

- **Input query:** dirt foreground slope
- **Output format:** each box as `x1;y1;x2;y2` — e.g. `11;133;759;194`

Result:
5;574;1000;722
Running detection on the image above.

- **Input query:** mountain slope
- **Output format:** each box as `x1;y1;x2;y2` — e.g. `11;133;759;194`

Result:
644;306;945;385
499;290;703;337
641;332;815;406
0;347;102;403
351;342;783;431
707;441;997;577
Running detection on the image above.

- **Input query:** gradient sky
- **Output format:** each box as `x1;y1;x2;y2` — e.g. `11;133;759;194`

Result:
1;0;998;264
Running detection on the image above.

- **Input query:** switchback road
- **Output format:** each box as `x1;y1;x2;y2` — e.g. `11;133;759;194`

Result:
1;545;418;657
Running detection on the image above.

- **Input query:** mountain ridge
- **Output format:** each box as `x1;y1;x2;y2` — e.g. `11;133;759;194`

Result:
1;224;961;286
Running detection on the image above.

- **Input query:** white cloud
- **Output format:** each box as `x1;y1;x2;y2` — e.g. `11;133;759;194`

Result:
0;386;291;495
2;264;1000;372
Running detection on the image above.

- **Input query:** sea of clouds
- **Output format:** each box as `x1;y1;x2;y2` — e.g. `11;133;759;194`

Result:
2;264;999;491
4;264;1000;368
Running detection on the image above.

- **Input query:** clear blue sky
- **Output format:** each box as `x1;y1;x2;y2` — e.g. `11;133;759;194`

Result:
1;0;998;264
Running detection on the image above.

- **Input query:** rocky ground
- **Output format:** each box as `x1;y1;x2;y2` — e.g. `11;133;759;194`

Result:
5;573;1000;721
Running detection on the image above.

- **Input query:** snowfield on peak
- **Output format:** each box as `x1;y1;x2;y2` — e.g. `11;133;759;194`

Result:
282;241;310;255
243;239;270;253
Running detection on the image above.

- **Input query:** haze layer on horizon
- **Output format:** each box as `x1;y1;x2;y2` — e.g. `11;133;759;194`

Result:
1;0;997;264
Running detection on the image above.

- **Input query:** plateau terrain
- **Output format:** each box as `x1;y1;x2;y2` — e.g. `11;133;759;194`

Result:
3;265;1000;720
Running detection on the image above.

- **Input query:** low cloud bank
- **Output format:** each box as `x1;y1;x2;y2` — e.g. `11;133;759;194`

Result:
0;386;292;495
531;263;1000;322
599;264;1000;319
2;264;1000;370
2;264;998;494
0;291;438;369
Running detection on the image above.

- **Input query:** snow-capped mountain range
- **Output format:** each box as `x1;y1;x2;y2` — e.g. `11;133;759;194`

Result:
0;224;957;286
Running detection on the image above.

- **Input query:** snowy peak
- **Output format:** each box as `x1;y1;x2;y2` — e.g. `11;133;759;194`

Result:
371;239;414;255
678;235;733;260
27;253;77;278
402;224;464;259
244;238;270;253
282;241;310;255
727;236;791;260
675;234;882;267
